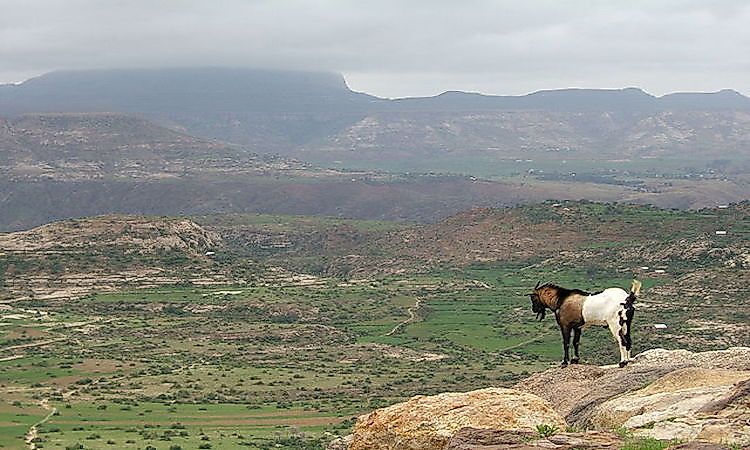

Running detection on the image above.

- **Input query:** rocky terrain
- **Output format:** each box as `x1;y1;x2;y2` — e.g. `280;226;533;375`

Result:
0;215;229;300
0;205;747;449
334;347;750;449
313;109;750;168
0;112;311;182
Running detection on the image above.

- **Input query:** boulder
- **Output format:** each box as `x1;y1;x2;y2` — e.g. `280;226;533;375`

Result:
349;388;566;450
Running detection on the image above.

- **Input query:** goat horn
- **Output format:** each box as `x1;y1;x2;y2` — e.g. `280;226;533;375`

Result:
535;280;541;289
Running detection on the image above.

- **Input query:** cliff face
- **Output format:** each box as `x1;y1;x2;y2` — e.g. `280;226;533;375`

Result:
337;347;750;449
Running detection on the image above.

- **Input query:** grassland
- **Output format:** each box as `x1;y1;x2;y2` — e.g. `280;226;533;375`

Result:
1;202;748;449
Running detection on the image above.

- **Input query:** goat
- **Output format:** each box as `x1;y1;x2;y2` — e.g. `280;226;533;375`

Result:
529;279;641;367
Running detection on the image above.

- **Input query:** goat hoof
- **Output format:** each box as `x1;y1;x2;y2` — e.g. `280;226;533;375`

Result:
570;358;580;364
618;360;629;368
560;361;569;368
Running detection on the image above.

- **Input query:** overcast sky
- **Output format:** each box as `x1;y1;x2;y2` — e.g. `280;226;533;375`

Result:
1;0;749;98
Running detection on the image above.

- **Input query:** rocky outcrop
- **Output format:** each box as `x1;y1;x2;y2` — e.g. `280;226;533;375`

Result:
444;428;624;449
0;215;222;255
335;348;750;450
591;369;749;445
515;347;750;427
348;388;565;450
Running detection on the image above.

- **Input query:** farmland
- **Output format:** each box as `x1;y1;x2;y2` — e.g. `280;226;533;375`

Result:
1;202;748;449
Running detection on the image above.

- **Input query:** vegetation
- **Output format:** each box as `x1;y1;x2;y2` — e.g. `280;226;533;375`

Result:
0;201;748;448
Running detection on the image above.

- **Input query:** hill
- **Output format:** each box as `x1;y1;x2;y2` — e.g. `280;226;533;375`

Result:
2;68;750;179
0;112;258;181
0;215;228;300
3;109;749;231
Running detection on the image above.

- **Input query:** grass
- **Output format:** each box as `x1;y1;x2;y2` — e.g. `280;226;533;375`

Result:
535;423;559;438
2;202;748;448
621;437;673;450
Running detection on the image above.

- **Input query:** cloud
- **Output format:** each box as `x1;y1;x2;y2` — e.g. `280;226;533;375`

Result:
1;0;748;96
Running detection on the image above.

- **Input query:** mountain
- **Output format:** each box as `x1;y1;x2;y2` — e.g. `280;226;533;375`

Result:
0;68;382;148
3;69;748;115
0;67;379;114
2;68;750;158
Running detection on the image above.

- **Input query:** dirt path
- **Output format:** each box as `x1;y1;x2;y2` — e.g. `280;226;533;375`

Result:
25;399;57;450
0;338;66;353
496;327;555;353
386;298;423;336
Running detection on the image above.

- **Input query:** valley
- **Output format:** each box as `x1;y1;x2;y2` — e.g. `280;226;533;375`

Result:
1;202;748;449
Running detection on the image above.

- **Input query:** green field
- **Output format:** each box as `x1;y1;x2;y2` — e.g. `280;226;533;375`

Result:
1;202;748;449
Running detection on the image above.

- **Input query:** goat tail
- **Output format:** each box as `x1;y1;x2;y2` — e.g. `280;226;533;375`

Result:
626;279;641;305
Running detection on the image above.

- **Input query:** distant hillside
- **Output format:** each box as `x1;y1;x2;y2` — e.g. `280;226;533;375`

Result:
0;112;252;180
2;68;750;170
0;215;226;300
1;109;748;231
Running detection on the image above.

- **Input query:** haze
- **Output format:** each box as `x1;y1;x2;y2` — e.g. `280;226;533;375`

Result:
1;0;749;98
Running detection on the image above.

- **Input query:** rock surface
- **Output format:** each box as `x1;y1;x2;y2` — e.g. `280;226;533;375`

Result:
590;367;750;443
444;428;624;449
348;388;565;450
515;347;750;429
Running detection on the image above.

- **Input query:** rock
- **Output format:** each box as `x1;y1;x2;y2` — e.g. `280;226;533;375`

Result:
668;443;732;450
349;388;566;450
542;431;624;449
633;347;750;371
444;428;623;449
327;434;354;450
515;347;750;428
443;428;534;449
589;367;750;445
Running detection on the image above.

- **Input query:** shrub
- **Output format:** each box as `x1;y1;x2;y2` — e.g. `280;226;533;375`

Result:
535;423;559;438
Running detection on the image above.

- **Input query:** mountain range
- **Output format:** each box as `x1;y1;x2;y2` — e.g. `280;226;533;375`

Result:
3;68;750;170
1;67;749;231
3;68;749;115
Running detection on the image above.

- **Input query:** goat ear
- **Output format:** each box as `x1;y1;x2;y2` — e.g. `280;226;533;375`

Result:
535;280;541;289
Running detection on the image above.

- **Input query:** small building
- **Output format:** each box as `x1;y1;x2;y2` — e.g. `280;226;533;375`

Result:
654;324;668;330
204;251;216;256
715;230;727;236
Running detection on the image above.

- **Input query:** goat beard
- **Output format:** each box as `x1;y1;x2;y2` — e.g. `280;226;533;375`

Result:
536;310;546;321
